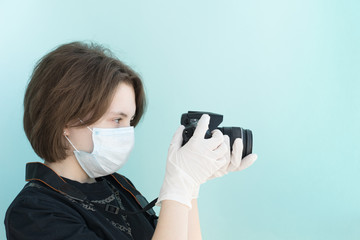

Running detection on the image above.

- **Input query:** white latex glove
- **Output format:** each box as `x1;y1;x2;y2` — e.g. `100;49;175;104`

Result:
156;114;228;208
209;135;257;178
192;135;258;198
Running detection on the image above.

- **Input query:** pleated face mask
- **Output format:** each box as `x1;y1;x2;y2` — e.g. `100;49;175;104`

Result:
65;126;135;178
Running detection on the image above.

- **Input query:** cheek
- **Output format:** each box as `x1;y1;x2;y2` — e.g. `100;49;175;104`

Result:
69;128;94;153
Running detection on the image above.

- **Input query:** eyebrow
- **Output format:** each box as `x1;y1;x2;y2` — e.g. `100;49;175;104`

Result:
109;111;135;118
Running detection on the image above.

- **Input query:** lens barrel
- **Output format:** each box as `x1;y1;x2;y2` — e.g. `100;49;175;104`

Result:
217;127;253;158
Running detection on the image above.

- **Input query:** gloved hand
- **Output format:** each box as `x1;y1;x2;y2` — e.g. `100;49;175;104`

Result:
210;135;257;178
156;114;228;208
192;134;258;199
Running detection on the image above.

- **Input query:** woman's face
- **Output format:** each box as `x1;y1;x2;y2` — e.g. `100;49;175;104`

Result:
66;82;136;153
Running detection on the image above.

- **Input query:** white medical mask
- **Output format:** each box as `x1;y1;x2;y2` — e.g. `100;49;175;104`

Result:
65;126;135;178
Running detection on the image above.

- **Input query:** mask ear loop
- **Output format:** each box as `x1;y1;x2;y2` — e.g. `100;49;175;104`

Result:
79;118;94;133
64;132;80;153
64;119;94;153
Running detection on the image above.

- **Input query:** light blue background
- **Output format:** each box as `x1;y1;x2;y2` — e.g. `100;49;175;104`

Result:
1;0;359;239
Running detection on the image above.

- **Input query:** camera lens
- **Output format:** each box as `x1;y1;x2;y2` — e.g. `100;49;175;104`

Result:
217;127;253;158
244;129;253;158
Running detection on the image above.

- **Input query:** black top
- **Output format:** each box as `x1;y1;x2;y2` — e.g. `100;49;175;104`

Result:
5;162;156;240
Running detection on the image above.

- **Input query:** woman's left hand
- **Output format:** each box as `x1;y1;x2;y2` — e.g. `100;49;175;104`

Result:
209;135;257;179
192;133;257;198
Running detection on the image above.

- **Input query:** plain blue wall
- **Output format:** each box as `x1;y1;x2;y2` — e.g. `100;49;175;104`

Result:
1;1;359;239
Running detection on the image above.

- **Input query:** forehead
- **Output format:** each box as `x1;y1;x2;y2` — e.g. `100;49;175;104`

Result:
106;83;136;116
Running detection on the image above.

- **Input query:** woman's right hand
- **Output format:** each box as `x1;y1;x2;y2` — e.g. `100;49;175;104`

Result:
156;114;228;208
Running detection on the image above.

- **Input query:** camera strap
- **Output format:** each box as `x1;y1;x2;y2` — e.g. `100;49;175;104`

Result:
25;162;158;227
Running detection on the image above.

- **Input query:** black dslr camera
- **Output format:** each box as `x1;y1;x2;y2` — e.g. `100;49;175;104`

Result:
181;111;253;158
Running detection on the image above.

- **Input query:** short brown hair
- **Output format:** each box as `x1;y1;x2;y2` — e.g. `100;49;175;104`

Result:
24;41;146;163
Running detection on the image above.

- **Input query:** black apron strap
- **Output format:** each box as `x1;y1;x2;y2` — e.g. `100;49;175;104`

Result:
104;173;158;225
26;162;87;201
26;162;158;227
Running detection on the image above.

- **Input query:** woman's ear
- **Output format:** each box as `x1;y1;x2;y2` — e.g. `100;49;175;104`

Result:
63;126;69;136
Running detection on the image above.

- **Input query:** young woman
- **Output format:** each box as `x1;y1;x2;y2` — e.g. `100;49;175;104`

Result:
5;42;257;240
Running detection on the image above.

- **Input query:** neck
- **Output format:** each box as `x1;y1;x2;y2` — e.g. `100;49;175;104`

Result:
45;155;95;183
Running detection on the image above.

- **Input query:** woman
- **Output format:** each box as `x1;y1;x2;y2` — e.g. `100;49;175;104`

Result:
5;42;257;239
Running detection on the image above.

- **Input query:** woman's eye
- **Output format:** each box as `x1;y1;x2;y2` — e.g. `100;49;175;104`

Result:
114;118;121;124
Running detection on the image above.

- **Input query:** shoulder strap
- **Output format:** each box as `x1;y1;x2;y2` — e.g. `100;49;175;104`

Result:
26;162;158;226
26;162;87;201
104;173;158;225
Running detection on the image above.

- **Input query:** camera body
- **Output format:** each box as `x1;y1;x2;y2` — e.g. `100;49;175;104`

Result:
181;111;253;158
